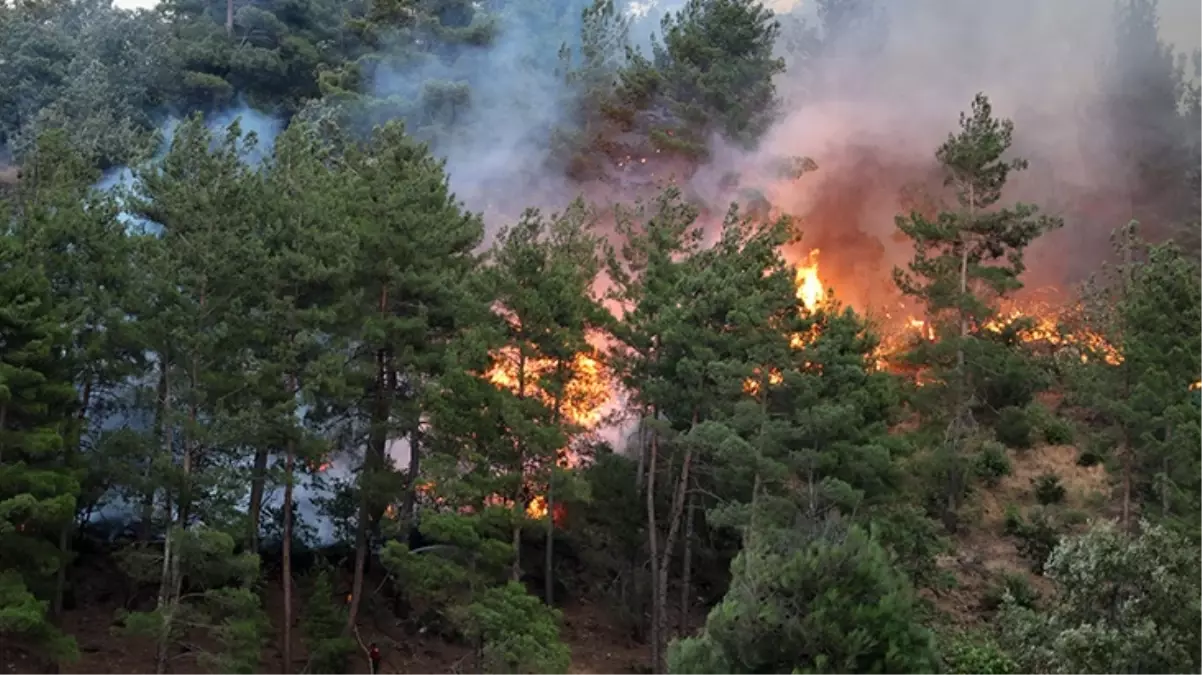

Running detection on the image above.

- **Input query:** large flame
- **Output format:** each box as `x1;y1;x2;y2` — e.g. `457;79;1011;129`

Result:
484;349;611;431
795;249;825;313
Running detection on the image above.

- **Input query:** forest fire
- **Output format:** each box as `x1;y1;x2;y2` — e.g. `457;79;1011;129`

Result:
480;345;612;523
741;246;1128;396
484;349;612;431
794;249;825;312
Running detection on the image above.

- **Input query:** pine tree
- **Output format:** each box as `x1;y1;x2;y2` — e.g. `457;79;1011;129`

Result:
119;115;269;674
485;199;606;598
1069;222;1202;536
893;93;1060;531
11;131;147;620
253;121;362;672
341;120;487;632
0;189;80;667
667;523;937;674
649;0;785;148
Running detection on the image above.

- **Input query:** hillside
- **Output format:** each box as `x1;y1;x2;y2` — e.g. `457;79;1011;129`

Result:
20;434;1124;674
1;0;1199;673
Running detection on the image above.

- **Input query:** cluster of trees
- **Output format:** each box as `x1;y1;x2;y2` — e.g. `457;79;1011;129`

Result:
0;0;1199;673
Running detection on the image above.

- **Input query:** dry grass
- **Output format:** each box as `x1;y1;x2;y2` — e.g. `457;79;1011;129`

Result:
931;442;1115;627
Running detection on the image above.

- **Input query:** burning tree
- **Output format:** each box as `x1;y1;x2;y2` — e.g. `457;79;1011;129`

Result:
892;92;1062;531
481;199;610;601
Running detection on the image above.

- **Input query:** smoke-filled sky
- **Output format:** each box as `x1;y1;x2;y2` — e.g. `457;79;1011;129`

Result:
677;0;1201;306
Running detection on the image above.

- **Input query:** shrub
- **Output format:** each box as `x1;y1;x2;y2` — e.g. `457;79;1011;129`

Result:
1041;417;1074;444
1076;447;1103;467
1012;509;1060;574
982;572;1039;612
1033;472;1065;505
1002;504;1024;536
939;631;1018;674
974;442;1012;487
995;407;1033;449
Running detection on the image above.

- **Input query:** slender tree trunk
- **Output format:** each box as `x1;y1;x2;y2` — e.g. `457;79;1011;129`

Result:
247;447;270;553
678;485;695;636
225;0;233;35
645;414;660;672
141;365;169;542
53;380;91;619
348;287;391;633
511;350;529;583
656;437;693;667
544;481;555;605
154;356;176;675
400;426;422;526
281;437;296;674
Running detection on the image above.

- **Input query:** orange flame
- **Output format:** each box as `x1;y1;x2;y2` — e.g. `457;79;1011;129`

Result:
795;249;825;313
485;350;610;430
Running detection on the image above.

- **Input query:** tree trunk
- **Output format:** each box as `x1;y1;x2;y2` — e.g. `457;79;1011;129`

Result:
645;417;660;672
281;438;295;674
348;288;391;633
153;357;177;675
400;427;422;526
511;350;529;584
544;480;554;605
225;0;233;35
678;485;695;637
656;439;693;666
53;380;91;619
141;365;170;542
246;446;271;553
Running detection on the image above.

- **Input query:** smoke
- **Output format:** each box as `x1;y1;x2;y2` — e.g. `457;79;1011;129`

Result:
682;0;1200;303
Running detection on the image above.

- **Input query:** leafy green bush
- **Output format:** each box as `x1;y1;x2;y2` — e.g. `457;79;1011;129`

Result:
1041;416;1074;444
995;407;1033;449
468;582;571;674
982;572;1039;612
1011;509;1060;574
998;521;1202;673
939;631;1018;674
1032;472;1065;505
667;525;938;674
974;441;1013;487
1002;504;1024;536
1076;447;1104;467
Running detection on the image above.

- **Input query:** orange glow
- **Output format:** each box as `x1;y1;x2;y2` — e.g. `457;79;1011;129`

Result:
795;249;826;313
481;338;611;529
526;495;548;519
485;350;611;430
1190;381;1200;392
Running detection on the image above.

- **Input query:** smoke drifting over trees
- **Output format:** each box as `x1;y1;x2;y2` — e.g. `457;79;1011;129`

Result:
0;0;1198;673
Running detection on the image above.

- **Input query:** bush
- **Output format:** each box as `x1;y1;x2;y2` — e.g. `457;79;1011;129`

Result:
1012;509;1060;574
982;572;1039;612
974;442;1012;487
1041;417;1074;444
995;407;1033;449
1032;473;1065;505
939;631;1018;674
1001;504;1024;536
1076;447;1103;467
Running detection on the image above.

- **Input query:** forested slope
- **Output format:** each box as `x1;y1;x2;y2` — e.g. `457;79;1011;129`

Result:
0;0;1199;673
